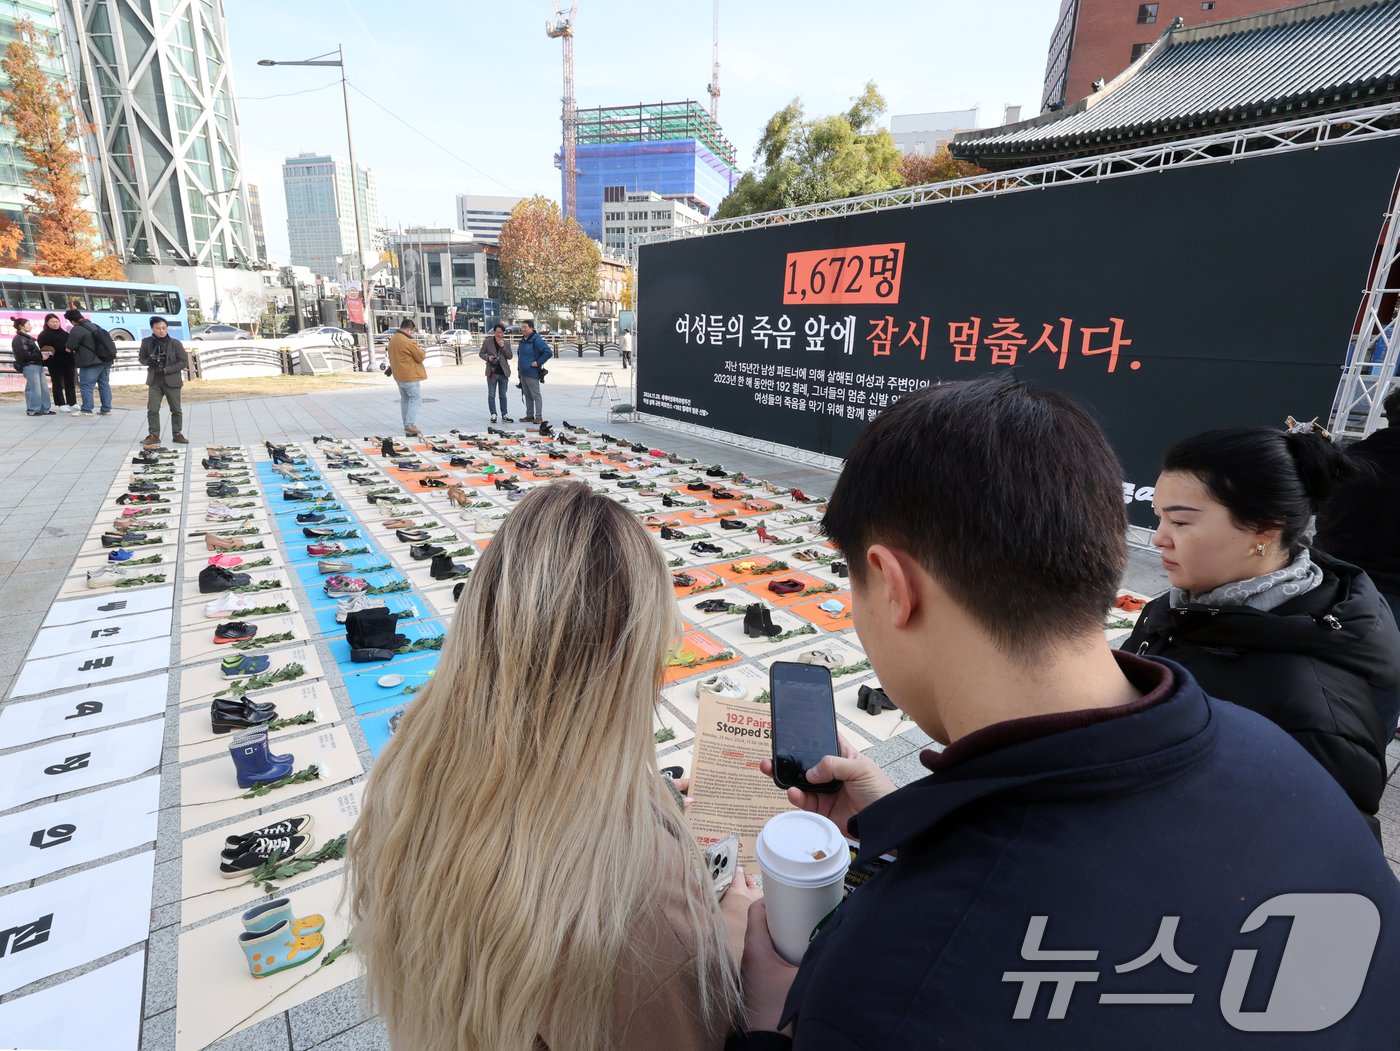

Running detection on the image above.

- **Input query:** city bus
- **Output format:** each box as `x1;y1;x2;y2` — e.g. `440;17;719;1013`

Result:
0;271;189;342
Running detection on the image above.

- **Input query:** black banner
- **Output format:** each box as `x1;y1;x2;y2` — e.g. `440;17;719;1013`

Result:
638;137;1400;527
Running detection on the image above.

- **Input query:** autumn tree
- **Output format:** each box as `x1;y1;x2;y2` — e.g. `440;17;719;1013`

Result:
899;144;987;186
715;83;904;219
0;213;22;268
0;20;123;279
498;196;600;331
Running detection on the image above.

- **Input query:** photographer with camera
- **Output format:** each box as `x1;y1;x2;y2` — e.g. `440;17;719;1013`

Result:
517;318;552;425
138;315;189;443
479;322;515;424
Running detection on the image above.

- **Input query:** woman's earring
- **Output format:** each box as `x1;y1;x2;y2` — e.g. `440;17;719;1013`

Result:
1254;543;1267;557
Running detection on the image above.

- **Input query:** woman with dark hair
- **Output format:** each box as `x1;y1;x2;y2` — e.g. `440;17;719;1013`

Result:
11;317;53;417
37;313;76;414
1123;426;1400;839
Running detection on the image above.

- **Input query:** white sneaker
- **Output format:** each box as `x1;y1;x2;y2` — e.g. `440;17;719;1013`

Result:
335;595;387;623
67;405;80;415
474;514;502;533
86;565;128;589
204;591;253;618
696;673;748;700
205;506;237;521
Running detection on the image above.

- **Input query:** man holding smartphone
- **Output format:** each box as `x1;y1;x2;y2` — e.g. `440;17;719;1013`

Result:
728;374;1400;1048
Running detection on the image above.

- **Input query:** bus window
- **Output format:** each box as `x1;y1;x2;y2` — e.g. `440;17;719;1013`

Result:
2;284;47;310
64;292;87;310
88;293;112;310
133;290;153;312
151;292;170;313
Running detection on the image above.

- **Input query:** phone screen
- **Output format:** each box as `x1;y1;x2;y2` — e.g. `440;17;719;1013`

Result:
769;661;841;794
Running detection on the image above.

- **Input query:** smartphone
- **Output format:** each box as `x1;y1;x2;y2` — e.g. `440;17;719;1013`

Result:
769;660;842;794
704;834;740;898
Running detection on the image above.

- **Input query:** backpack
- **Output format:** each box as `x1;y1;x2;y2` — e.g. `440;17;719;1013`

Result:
87;322;118;363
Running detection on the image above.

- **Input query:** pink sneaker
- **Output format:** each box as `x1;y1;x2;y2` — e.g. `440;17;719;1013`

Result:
323;574;368;598
208;554;244;569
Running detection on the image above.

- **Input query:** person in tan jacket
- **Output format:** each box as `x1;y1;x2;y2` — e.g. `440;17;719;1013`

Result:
386;319;427;435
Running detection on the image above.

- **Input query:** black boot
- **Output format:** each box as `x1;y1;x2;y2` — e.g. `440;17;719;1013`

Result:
760;607;782;637
744;604;766;639
431;553;463;580
381;437;395;457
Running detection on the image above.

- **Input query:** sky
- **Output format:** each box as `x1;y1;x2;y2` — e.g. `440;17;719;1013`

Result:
227;1;1060;264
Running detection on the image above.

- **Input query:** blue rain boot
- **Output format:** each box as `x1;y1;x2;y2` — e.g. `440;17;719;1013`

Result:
239;919;324;978
228;727;294;789
242;897;325;937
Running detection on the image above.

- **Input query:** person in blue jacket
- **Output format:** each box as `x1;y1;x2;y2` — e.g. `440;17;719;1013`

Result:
516;319;552;425
730;374;1400;1050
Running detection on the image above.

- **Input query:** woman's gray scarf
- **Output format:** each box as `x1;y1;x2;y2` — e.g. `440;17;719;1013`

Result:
1171;548;1325;613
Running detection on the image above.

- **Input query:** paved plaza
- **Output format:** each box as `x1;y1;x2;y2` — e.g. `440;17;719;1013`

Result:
0;354;1396;1051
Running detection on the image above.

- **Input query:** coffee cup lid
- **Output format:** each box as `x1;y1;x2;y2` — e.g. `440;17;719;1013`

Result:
756;811;849;887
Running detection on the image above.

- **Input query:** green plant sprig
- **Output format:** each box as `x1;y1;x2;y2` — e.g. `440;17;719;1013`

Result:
217;662;306;697
114;573;167;588
768;624;817;644
367;579;412;595
232;631;296;651
232;579;284;593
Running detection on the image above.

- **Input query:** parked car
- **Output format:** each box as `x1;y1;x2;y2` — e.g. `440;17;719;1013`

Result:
440;329;474;348
283;326;358;349
190;324;251;340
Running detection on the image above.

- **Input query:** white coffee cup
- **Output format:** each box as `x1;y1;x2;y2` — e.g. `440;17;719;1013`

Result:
755;811;850;964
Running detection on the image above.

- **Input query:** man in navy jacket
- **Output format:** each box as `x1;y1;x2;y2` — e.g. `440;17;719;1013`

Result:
732;374;1400;1049
516;319;552;425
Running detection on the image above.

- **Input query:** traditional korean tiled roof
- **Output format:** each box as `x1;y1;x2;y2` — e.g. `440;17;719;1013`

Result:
952;0;1400;168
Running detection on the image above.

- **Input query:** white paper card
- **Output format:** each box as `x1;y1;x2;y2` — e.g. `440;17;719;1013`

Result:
0;721;164;814
0;950;144;1051
0;851;155;996
40;585;175;628
28;609;174;660
0;674;168;750
10;637;172;698
0;777;160;890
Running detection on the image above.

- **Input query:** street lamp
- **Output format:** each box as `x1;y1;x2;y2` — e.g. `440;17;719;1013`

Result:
258;46;376;363
200;187;241;324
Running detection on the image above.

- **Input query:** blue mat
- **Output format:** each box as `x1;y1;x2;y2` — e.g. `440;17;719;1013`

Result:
359;705;410;757
343;651;440;713
307;594;427;637
304;571;411;609
327;620;445;669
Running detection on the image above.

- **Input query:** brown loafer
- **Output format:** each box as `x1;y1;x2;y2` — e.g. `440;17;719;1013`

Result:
380;517;416;529
173;433;189;444
142;432;159;443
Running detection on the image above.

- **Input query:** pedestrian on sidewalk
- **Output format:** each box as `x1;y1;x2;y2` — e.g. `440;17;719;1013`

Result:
387;318;427;436
479;322;514;424
38;313;76;413
620;327;633;369
1315;388;1400;739
517;319;552;424
11;317;54;417
138;316;189;444
64;308;117;416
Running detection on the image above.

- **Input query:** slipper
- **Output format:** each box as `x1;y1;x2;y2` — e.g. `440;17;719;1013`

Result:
796;647;840;669
695;598;732;614
792;548;823;561
767;579;805;596
672;573;696;587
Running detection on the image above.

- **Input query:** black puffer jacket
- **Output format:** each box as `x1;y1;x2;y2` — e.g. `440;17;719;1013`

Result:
1121;550;1398;838
1315;427;1400;597
11;331;42;369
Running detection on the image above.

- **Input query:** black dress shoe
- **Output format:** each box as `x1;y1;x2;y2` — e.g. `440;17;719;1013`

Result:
410;543;446;561
720;518;747;530
209;700;277;734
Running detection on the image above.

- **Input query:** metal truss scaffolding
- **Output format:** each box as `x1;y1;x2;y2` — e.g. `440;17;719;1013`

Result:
635;102;1400;456
1332;176;1400;439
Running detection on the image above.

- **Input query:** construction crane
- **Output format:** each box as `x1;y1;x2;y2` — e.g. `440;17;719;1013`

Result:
547;1;579;222
706;0;720;121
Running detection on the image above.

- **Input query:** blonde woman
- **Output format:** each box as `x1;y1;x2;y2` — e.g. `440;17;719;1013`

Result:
347;482;757;1051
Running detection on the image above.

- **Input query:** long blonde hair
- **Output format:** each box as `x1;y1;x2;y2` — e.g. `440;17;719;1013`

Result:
346;482;741;1050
